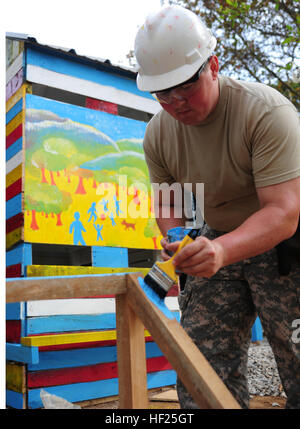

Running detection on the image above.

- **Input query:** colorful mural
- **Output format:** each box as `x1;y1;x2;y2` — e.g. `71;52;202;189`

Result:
24;94;162;249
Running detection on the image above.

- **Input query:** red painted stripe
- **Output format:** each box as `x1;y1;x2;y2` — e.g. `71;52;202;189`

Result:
86;97;118;115
27;356;172;388
6;123;22;149
6;320;22;343
6;264;22;278
6;178;22;201
6;212;24;234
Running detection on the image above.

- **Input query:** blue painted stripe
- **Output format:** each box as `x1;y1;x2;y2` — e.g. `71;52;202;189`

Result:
6;243;32;267
6;303;24;320
6;272;132;283
6;137;22;161
6;193;22;219
28;341;162;371
6;99;23;124
6;390;25;409
26;311;180;334
92;246;129;268
6;343;39;364
27;370;176;408
26;47;153;100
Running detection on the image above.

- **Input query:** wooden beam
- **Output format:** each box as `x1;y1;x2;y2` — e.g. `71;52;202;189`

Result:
116;291;148;409
126;273;241;409
6;274;127;303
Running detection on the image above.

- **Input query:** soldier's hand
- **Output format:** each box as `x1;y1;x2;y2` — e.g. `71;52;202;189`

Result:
169;236;225;278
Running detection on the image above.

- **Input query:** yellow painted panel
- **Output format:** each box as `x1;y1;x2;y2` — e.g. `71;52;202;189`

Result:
6;84;27;113
6;111;24;136
6;164;22;188
21;329;151;347
6;362;26;393
26;265;150;277
6;227;22;249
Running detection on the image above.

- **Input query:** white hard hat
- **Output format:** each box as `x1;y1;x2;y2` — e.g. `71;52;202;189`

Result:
134;5;217;92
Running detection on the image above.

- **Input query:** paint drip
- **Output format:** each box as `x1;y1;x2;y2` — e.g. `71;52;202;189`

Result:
138;277;174;320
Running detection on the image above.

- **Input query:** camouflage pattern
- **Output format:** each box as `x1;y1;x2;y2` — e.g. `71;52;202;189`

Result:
177;224;300;409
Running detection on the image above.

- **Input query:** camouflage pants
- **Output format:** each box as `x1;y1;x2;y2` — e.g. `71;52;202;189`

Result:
177;225;300;409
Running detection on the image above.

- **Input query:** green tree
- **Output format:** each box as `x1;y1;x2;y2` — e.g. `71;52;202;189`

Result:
170;0;300;108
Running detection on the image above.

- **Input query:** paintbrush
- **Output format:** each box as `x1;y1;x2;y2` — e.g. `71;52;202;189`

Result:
144;228;200;299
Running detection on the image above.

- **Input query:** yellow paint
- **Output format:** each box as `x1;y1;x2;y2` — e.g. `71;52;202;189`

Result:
6;84;28;113
6;362;26;393
26;265;150;277
6;110;24;136
21;329;151;347
24;175;162;249
6;227;22;249
6;164;22;188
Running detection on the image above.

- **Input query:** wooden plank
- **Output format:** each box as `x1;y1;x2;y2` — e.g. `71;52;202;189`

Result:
6;111;23;137
27;356;171;388
6;83;26;112
21;328;152;347
116;292;148;408
24;311;179;334
6;193;22;219
6;362;26;393
28;370;176;409
26;295;178;316
28;341;163;371
6;213;24;234
6;178;22;201
6;390;26;409
6;273;128;303
6;151;22;174
26;265;149;278
6;320;22;343
86;97;118;115
6;68;23;101
6;98;23;124
6;137;22;161
126;273;241;409
6;226;22;250
92;246;129;268
6;164;22;187
6;343;39;364
6;123;22;149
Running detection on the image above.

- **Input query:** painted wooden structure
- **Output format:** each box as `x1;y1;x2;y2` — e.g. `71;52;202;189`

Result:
5;35;177;409
6;273;241;409
6;35;262;408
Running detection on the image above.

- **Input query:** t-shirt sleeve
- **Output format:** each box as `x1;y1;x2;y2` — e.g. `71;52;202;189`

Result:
252;105;300;187
143;120;175;185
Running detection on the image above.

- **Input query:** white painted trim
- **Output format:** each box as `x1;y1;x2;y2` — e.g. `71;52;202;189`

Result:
6;151;22;174
26;296;179;316
6;52;23;84
26;64;162;115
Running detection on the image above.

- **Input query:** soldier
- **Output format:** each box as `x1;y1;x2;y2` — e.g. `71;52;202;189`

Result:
134;5;300;408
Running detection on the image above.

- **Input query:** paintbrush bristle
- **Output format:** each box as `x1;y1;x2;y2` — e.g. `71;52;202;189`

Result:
144;263;174;300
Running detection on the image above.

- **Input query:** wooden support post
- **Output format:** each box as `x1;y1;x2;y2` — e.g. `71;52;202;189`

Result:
126;273;241;409
116;290;148;409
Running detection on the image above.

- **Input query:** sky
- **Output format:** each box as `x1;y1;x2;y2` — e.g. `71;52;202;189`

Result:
3;0;169;67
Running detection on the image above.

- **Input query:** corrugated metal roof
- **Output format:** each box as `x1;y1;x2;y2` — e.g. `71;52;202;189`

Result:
6;32;137;79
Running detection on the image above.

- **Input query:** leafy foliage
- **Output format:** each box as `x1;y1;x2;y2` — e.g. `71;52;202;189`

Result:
170;0;300;108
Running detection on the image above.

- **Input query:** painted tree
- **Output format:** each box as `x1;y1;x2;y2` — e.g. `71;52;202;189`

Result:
144;218;162;249
24;181;73;230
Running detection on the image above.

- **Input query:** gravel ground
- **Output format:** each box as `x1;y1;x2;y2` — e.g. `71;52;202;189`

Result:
247;339;286;398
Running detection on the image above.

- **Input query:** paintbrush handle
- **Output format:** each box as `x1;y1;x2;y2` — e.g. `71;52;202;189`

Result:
155;231;198;282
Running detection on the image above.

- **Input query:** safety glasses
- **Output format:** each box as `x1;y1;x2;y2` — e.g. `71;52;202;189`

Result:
152;57;210;104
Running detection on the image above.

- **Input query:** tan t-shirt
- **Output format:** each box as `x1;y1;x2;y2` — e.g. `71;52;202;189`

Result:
143;76;300;231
